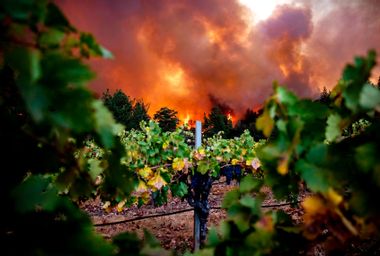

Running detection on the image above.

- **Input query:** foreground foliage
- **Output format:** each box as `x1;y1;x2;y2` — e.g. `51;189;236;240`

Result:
194;51;380;255
0;0;162;255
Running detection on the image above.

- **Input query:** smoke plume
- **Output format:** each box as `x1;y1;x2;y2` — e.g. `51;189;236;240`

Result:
57;0;380;121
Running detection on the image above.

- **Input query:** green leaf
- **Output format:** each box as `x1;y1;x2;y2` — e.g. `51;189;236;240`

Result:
5;46;41;84
12;175;59;213
92;100;124;148
306;143;328;165
79;32;113;58
276;86;298;106
1;0;35;21
296;160;329;192
41;52;94;85
240;195;261;215
197;161;210;174
359;83;380;109
143;229;161;247
38;28;65;47
207;228;220;246
4;47;49;121
45;2;75;31
171;182;188;197
325;114;342;141
88;159;103;180
100;46;114;59
355;143;377;173
239;175;263;193
288;100;328;120
222;189;240;208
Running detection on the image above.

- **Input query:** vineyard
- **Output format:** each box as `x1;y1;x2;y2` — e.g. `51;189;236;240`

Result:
2;1;380;256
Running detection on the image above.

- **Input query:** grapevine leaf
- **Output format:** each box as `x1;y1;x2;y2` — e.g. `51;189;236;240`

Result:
359;83;380;109
240;195;261;215
1;0;35;21
100;46;114;59
41;52;95;85
355;143;377;173
239;175;263;193
296;160;329;192
172;157;185;171
170;182;188;197
276;86;298;106
197;161;210;174
12;175;59;213
222;189;240;208
207;228;220;246
88;159;103;180
325;114;342;141
147;173;167;191
138;166;153;180
38;28;65;47
288;100;328;120
45;2;75;32
256;108;274;138
92;100;124;148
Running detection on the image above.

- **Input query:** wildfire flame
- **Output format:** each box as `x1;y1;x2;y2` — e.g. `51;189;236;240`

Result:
183;114;190;125
227;113;234;123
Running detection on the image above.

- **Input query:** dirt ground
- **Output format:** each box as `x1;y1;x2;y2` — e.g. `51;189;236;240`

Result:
81;179;306;254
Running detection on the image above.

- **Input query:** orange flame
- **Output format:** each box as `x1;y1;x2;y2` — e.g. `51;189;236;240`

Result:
227;113;236;124
183;114;190;125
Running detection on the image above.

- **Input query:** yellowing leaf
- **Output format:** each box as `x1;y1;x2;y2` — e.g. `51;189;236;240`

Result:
302;196;324;215
102;201;112;212
138;166;153;179
231;158;239;165
255;215;274;232
172;157;185;171
256;109;274;137
117;200;126;212
147;173;167;191
277;157;288;175
162;141;169;149
136;180;149;193
140;191;151;204
327;188;343;206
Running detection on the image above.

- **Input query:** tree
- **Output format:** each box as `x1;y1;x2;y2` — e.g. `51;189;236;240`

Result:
233;108;264;140
153;107;179;132
102;89;150;130
102;89;133;127
317;86;332;105
130;99;150;129
203;105;233;138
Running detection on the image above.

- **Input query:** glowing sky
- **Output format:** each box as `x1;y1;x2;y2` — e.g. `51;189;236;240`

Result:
240;0;291;22
57;0;380;122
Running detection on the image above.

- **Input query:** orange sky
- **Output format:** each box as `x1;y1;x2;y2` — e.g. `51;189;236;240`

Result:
57;0;380;122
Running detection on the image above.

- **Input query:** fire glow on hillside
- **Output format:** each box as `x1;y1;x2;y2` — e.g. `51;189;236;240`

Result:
57;0;380;122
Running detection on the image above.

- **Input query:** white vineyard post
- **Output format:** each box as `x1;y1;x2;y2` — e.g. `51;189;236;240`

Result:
194;120;202;251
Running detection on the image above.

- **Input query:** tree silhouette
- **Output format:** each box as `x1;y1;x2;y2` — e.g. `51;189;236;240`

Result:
102;89;150;130
153;107;179;132
203;105;232;138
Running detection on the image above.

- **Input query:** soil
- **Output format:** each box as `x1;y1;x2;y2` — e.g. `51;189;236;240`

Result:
83;183;380;255
81;179;306;254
